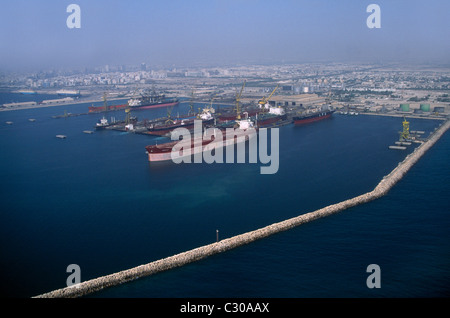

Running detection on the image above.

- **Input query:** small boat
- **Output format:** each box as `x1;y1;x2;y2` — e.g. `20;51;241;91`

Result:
95;116;111;130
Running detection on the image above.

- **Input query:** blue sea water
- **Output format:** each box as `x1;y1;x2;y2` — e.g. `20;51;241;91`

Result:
0;95;448;298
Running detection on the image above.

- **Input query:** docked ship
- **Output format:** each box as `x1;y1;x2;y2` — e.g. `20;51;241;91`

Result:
293;105;335;125
145;106;215;136
88;93;179;113
216;106;260;122
145;118;256;162
95;116;111;130
254;103;287;127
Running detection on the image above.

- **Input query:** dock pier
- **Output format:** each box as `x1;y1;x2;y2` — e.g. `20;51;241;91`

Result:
34;119;450;298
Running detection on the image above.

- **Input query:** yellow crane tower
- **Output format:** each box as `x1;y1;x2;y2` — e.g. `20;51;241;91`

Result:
399;116;410;141
258;84;279;111
235;80;246;120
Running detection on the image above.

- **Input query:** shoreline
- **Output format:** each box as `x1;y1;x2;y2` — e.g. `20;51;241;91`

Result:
34;119;450;298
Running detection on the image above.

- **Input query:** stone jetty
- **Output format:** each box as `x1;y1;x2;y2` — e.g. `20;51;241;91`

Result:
34;120;450;298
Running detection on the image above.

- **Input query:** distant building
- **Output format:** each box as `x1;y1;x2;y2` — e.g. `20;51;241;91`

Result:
433;106;445;113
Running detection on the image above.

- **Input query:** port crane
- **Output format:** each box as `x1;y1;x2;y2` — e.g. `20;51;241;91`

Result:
399;116;410;141
124;86;141;127
325;87;332;105
258;84;279;112
188;89;196;115
103;92;108;112
235;80;246;120
124;86;138;121
165;106;176;124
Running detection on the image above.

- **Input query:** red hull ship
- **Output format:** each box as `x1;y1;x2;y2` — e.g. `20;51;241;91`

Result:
216;107;259;122
145;121;256;162
293;109;335;125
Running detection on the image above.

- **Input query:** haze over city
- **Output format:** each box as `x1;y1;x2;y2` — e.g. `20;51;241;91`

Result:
0;0;449;72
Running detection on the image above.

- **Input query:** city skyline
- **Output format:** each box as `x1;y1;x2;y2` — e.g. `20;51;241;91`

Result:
0;0;449;72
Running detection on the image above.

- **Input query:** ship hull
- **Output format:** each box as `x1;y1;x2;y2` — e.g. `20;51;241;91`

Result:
256;114;287;127
88;101;179;113
217;108;259;122
146;118;214;136
145;131;255;162
293;110;334;125
135;101;179;110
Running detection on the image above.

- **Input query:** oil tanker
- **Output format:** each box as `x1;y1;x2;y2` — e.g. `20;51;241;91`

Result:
145;119;256;162
293;107;335;125
146;107;215;136
88;93;179;113
254;104;287;127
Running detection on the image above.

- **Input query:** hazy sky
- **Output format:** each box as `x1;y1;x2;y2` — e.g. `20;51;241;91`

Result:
0;0;449;71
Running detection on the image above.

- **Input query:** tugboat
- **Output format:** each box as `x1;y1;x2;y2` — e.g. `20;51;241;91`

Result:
95;116;110;130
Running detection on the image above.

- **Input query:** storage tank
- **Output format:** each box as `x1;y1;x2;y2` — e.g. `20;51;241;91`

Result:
400;103;410;112
420;103;430;112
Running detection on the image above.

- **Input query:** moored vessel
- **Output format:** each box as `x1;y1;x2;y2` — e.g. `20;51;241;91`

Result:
254;103;287;127
293;105;335;125
88;92;179;113
145;117;256;162
146;106;215;136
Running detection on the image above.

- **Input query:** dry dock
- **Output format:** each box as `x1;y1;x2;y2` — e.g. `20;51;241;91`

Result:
34;119;450;298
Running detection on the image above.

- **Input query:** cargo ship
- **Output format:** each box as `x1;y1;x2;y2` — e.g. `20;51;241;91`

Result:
293;106;335;125
254;104;287;127
216;107;259;122
145;118;256;162
88;93;179;113
146;106;215;136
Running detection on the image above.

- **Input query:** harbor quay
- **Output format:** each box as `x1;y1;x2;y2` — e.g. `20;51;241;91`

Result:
34;119;450;298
